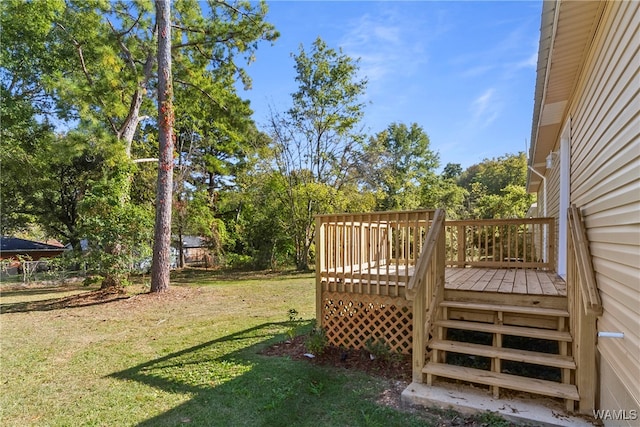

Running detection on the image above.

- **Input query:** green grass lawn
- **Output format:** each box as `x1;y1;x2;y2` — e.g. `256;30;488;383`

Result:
0;269;449;427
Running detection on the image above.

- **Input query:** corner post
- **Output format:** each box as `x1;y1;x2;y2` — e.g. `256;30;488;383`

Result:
315;216;325;328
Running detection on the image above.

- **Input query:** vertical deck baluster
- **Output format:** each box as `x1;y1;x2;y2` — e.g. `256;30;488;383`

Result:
393;211;399;295
515;223;520;262
368;213;374;293
376;213;381;296
358;217;363;294
523;223;527;263
491;225;496;263
476;224;480;263
342;216;347;291
507;225;512;262
500;224;504;264
484;224;489;263
538;222;543;264
348;217;354;292
333;215;340;286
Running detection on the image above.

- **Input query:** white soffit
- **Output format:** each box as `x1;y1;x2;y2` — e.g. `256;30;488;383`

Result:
539;100;567;126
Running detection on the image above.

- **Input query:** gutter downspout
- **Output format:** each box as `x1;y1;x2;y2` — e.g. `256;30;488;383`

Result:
528;166;548;263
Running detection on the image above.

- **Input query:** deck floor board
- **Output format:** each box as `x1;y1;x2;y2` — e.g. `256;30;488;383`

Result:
445;267;565;296
322;266;566;297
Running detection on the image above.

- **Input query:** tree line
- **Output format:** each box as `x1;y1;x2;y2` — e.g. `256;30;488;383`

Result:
1;1;533;284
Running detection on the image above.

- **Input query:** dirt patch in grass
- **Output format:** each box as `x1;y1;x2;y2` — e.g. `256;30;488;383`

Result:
262;335;412;382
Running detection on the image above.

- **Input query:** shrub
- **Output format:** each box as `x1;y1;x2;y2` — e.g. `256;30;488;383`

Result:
305;327;328;355
365;337;399;362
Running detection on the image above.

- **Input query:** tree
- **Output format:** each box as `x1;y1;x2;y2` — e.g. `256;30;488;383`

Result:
2;0;278;285
420;174;468;219
361;122;439;211
474;184;535;219
150;0;174;293
442;163;463;180
170;75;259;269
267;37;368;270
472;152;529;194
457;152;533;219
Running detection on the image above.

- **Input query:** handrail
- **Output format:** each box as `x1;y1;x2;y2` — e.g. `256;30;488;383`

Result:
568;205;602;315
406;209;446;300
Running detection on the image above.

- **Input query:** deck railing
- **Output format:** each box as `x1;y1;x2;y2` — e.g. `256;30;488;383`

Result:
567;205;602;413
405;209;446;382
445;217;555;269
315;209;436;297
315;209;438;354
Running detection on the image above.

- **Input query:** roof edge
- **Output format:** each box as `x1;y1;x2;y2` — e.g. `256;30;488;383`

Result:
527;0;560;192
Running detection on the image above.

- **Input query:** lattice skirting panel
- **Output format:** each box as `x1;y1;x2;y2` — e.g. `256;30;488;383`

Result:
321;291;413;354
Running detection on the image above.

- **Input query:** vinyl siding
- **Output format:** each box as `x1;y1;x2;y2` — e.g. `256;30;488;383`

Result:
545;159;561;272
566;0;640;419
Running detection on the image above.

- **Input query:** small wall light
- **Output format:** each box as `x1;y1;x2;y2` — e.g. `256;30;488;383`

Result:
546;151;558;169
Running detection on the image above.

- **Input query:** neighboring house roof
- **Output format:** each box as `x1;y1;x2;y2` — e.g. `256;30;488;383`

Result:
0;237;68;259
44;239;65;248
176;236;207;249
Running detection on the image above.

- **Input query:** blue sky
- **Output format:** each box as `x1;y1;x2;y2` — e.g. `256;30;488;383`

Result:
238;1;542;170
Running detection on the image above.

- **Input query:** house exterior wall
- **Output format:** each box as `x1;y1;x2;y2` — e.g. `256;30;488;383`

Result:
555;1;639;422
184;247;211;266
545;157;561;273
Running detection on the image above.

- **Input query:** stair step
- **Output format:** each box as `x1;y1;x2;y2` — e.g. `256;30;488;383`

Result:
423;362;579;400
435;319;573;342
429;339;576;369
440;301;569;317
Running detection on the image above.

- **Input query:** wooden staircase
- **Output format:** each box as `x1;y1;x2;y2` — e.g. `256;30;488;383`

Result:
422;294;579;410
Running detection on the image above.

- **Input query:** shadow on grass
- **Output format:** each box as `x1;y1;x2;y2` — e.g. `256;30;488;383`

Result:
0;283;92;298
169;268;314;286
0;288;130;314
110;322;434;427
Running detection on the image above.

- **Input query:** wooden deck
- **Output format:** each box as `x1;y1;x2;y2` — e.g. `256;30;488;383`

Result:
316;209;597;413
322;266;566;297
445;267;566;296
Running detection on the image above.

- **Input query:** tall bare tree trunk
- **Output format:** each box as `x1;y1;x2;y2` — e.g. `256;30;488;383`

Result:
151;0;173;292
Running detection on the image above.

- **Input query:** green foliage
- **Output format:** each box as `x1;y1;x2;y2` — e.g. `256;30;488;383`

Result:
265;37;368;269
224;253;254;270
1;0;279;278
285;308;303;340
362;122;439;211
442;163;463;180
421;175;469;219
456;152;533;219
474;184;535;219
364;337;399;363
79;160;154;278
2;0;542;272
305;327;328;355
458;152;528;194
476;411;512;427
287;308;301;323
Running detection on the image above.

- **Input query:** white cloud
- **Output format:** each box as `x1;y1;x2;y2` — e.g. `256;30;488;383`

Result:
470;88;500;128
339;10;429;84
